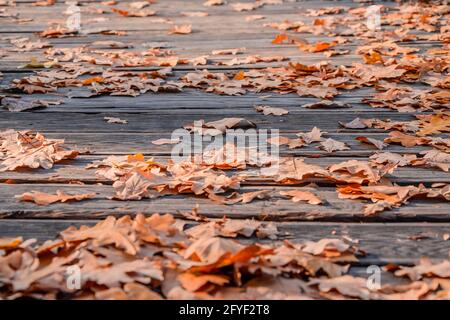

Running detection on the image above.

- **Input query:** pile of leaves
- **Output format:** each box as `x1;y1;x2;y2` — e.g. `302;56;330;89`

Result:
1;212;449;300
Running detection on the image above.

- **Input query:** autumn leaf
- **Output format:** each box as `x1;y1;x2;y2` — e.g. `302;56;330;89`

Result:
254;105;289;116
280;190;322;205
169;24;192;35
320;138;350;153
356;136;387;150
104;116;128;124
16;190;96;205
417;114;450;136
271;34;288;44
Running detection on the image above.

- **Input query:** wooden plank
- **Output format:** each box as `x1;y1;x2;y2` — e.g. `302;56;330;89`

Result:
0;131;434;157
0;219;449;264
0;184;449;222
0;155;448;185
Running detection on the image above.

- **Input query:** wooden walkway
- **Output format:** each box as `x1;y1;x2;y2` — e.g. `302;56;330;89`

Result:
0;0;449;284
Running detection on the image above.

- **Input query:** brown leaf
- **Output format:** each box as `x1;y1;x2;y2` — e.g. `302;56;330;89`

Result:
254;105;289;116
384;131;430;148
169;24;192;35
16;190;96;205
320;138;350;153
356;136;387;150
297;127;325;144
280;190;322;205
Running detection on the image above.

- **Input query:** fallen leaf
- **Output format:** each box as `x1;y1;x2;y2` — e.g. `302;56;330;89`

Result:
280;190;322;205
169;24;192;34
320;138;350;153
16;190;96;205
254;105;288;116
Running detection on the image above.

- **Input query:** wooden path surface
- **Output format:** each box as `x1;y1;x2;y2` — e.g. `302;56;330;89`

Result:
0;0;449;282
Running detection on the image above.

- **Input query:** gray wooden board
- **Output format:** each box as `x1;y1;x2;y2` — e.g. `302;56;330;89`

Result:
0;155;448;185
0;184;449;222
0;219;449;265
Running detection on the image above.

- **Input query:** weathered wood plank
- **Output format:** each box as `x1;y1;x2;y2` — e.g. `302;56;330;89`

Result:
0;184;449;222
0;219;448;265
0;155;448;185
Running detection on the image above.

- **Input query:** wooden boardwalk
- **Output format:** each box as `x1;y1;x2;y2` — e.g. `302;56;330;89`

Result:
0;0;449;284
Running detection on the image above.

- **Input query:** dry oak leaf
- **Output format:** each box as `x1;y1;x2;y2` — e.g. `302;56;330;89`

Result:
104;116;127;124
169;24;192;35
384;131;430;148
271;34;289;44
181;11;209;17
298;41;337;53
211;48;246;55
302;239;351;256
0;237;23;250
111;7;156;17
395;258;450;281
370;152;417;169
265;158;329;183
337;184;425;207
183;237;244;265
309;275;373;299
265;244;350;278
16;190;96;205
254;105;289;116
280;190;322;205
297;127;325;144
267;136;290;146
417;114;450;136
329;160;381;184
320;138;350;153
0;130;79;172
82;258;163;288
177;272;229;292
185;217;277;239
362;50;384;64
231;2;262;12
203;0;225;6
95;282;163;300
60;215;139;255
302;100;351;109
246;15;265;21
184;117;256;136
339;118;369;129
411;150;450;172
151;138;181;145
296;85;338;99
356;136;387;150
